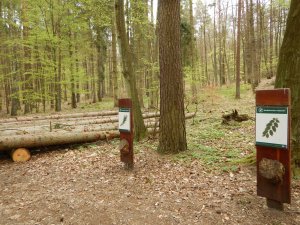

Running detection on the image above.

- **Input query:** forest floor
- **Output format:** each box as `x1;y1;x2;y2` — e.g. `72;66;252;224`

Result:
1;83;300;225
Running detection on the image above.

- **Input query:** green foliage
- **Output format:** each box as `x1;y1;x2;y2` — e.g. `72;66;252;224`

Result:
217;84;251;98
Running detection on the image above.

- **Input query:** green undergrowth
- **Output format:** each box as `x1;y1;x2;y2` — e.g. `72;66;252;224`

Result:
79;97;116;111
173;84;256;172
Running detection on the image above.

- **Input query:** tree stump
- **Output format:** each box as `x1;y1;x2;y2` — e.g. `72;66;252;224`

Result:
222;109;250;124
10;148;31;162
259;158;285;184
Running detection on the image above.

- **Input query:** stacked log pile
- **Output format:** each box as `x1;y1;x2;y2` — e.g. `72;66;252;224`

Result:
0;111;195;151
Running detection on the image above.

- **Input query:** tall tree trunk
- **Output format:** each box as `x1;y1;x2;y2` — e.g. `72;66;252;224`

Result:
0;0;4;112
96;28;107;102
236;0;242;99
268;0;274;78
213;3;218;86
9;1;20;116
115;0;147;141
189;0;197;102
157;0;187;153
69;30;77;108
249;0;259;90
22;0;32;114
275;0;300;166
203;12;209;85
111;12;119;107
218;0;225;85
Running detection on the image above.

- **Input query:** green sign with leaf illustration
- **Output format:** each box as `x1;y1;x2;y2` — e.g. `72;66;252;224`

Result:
256;106;288;148
119;108;131;132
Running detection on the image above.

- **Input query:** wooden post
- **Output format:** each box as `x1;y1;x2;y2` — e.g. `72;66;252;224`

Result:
118;99;134;169
256;89;291;210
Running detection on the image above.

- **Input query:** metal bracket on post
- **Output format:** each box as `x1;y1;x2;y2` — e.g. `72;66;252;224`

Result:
118;98;134;169
255;89;291;210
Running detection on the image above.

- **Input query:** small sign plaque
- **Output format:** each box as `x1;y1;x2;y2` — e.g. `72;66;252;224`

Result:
119;108;131;132
256;106;288;148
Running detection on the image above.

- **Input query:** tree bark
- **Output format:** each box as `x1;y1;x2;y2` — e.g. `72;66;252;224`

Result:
275;0;300;165
111;12;119;107
235;0;242;99
157;0;187;153
22;0;33;114
115;0;147;141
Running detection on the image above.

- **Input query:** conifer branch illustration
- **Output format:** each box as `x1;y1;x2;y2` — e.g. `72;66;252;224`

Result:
262;118;279;138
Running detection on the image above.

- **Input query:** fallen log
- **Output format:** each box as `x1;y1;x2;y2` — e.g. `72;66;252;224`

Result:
0;131;120;151
0;112;195;137
0;110;118;123
0;112;195;151
0;128;158;152
0;112;160;129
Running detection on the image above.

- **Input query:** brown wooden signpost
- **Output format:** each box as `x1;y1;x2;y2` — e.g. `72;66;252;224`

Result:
118;98;134;169
256;89;291;210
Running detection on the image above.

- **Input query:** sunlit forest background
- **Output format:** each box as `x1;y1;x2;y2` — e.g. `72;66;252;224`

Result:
0;0;290;115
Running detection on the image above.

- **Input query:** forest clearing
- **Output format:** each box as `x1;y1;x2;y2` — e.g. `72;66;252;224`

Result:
1;0;300;224
1;84;300;225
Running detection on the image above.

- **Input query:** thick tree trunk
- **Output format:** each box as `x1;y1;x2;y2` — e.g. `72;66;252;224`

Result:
275;0;300;165
115;0;147;141
157;0;187;153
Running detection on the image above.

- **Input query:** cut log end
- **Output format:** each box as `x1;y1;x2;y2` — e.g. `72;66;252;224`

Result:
259;158;285;184
10;148;31;162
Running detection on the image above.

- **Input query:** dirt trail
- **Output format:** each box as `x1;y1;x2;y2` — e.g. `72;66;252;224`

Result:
0;140;299;225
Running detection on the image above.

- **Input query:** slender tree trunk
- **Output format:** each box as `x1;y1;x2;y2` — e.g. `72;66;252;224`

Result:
189;0;197;102
69;30;77;108
115;0;147;141
9;2;20;116
236;0;242;99
213;3;218;86
55;35;62;112
111;12;119;107
269;0;274;78
22;0;32;114
203;12;209;85
249;0;259;90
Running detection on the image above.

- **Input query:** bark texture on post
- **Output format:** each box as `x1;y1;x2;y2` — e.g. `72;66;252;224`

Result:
157;0;187;153
275;0;300;164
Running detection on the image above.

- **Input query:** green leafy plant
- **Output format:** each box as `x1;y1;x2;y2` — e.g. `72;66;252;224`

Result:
262;118;280;138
